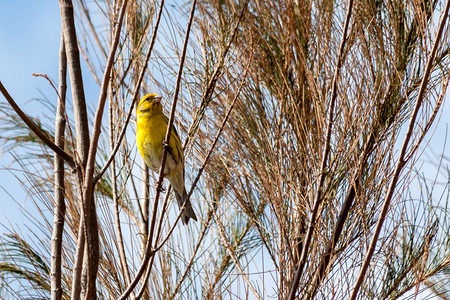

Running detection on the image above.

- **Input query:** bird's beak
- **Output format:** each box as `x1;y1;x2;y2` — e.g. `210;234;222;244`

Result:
154;96;162;103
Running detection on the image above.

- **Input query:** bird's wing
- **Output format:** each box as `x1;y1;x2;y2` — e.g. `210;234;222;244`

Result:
163;115;183;164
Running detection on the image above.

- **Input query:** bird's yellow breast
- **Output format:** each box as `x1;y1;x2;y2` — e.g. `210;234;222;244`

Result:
136;113;167;172
136;111;183;175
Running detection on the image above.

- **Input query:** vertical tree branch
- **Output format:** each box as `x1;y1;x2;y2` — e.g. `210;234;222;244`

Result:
140;164;150;253
60;0;129;297
59;0;88;296
76;0;129;297
59;0;91;297
50;32;67;300
137;88;150;262
349;2;450;299
59;0;90;167
288;1;354;298
71;219;85;299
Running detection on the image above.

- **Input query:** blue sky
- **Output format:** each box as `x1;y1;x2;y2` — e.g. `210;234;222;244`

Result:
0;2;93;235
0;1;61;101
0;1;60;231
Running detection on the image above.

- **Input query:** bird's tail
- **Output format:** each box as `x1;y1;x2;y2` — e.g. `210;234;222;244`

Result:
175;189;197;225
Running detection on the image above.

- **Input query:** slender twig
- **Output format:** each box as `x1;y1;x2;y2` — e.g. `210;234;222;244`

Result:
404;74;449;163
349;2;450;299
149;0;196;269
169;207;214;298
140;163;150;256
184;0;250;149
108;90;133;293
135;189;172;300
0;82;75;168
186;65;250;208
139;95;149;265
305;133;373;298
32;73;77;157
288;1;354;298
204;201;259;299
50;32;67;300
83;0;128;191
117;1;197;298
144;0;197;279
93;0;166;184
77;0;108;60
213;208;262;299
135;193;174;299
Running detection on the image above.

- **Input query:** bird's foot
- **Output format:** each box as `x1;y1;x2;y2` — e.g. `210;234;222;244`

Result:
155;183;166;193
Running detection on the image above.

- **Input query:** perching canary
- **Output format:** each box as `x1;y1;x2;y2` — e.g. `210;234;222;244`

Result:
136;93;197;224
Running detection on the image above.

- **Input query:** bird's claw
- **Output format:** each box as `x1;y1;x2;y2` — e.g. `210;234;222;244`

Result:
156;183;166;193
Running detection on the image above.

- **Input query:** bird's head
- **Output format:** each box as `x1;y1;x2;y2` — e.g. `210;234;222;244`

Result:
137;93;163;115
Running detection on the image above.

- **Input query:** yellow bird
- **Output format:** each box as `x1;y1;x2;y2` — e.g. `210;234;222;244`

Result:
136;93;197;224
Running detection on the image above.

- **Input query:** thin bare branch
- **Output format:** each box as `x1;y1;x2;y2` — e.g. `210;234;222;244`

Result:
213;208;262;300
59;0;93;294
50;32;67;300
0;81;75;168
350;2;450;298
109;90;133;293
